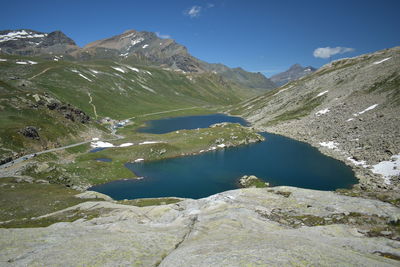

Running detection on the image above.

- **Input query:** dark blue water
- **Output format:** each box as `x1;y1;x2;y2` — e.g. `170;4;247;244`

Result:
137;113;249;134
95;158;112;162
91;130;358;200
90;147;107;153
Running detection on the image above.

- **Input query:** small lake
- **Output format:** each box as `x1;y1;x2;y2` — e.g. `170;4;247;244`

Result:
137;113;249;134
95;158;112;162
90;114;358;200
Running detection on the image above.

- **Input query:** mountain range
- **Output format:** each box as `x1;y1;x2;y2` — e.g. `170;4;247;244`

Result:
270;64;316;86
0;29;276;91
0;28;399;266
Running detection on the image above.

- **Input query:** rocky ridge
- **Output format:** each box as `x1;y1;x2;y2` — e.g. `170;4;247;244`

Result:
233;46;400;192
1;187;399;266
270;63;316;86
0;29;78;56
0;29;276;90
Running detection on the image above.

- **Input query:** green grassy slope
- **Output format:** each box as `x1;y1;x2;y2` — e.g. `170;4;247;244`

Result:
0;54;259;159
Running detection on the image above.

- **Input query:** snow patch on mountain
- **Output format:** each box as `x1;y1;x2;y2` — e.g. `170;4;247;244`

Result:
112;67;125;73
140;84;156;93
373;57;391;65
316;90;329;97
16;60;37;65
319;141;339;150
126;66;140;72
0;30;47;43
347;157;368;168
131;38;144;46
79;73;92;82
372;154;400;185
315;108;330;116
353;104;378;117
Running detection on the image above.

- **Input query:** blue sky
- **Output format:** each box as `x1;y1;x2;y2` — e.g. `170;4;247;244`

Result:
1;0;399;76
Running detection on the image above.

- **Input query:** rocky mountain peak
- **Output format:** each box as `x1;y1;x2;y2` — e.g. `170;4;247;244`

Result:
0;29;78;56
0;28;276;90
270;63;316;86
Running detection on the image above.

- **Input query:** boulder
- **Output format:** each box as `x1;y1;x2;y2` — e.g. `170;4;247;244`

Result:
19;126;40;139
239;175;269;188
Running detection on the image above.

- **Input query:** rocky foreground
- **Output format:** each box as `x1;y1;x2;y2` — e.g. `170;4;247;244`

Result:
1;187;399;266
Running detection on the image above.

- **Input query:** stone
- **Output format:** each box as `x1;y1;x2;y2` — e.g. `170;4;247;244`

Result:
75;191;114;201
19;126;40;139
0;187;399;266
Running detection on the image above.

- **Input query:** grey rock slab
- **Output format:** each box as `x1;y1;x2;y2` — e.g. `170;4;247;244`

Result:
1;187;399;266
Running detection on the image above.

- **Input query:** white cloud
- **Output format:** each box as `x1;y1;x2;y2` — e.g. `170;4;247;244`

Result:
156;32;171;39
185;5;202;18
313;46;355;59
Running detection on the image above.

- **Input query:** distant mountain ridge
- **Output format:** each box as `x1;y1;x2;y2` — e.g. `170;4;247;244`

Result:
0;29;78;56
0;29;276;91
270;64;316;86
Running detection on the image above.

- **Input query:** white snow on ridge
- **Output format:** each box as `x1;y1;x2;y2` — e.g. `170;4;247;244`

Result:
319;141;339;150
131;38;144;46
372;154;400;185
316;90;329;97
315;108;330;116
347;118;354;122
0;30;47;43
0;58;7;62
353;104;378;117
373;57;391;65
112;67;126;73
90;69;99;74
142;44;149;49
79;73;92;82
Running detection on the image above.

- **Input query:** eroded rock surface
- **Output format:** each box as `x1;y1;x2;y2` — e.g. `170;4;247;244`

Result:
1;187;399;266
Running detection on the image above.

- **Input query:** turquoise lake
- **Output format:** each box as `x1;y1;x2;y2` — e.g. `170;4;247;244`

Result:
137;113;249;134
90;114;358;200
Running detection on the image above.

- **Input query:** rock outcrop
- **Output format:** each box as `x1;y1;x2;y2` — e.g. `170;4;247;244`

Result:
18;126;39;140
234;46;400;191
1;187;399;266
270;64;316;86
238;175;269;188
0;29;78;56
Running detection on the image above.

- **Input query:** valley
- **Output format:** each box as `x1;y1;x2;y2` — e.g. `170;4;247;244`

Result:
0;27;399;266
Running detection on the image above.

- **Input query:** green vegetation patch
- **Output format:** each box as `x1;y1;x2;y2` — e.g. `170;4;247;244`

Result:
366;72;400;105
0;177;101;228
265;94;323;125
118;198;182;207
24;123;263;187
